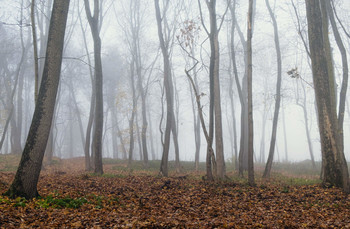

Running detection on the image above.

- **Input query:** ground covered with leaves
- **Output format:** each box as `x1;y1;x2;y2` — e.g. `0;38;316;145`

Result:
0;157;349;228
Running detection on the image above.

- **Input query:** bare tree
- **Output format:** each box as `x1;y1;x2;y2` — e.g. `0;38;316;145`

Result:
127;59;137;167
78;3;94;171
326;0;348;155
154;0;180;177
305;0;349;192
5;0;70;199
0;2;30;154
263;0;283;179
84;0;104;174
247;0;255;186
198;0;229;179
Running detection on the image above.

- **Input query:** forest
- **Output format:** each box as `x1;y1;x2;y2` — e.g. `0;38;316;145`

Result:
0;0;350;227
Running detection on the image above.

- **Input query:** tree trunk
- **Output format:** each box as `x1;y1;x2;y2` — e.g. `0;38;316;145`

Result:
204;0;226;179
305;0;349;192
147;105;156;160
31;0;39;102
111;105;119;159
5;0;70;199
230;3;249;175
296;82;316;168
155;0;175;177
281;100;288;162
84;0;104;175
0;20;30;154
247;0;255;186
128;60;136;167
263;0;282;179
78;1;93;171
326;0;348;155
188;55;201;171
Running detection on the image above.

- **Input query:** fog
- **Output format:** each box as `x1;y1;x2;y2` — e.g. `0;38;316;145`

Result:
1;0;350;166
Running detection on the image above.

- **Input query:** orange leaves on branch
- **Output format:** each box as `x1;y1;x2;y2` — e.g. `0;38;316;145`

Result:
177;19;201;50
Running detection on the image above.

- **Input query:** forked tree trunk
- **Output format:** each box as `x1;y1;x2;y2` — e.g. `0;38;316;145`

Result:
84;0;104;175
326;0;348;155
305;0;349;192
155;0;176;177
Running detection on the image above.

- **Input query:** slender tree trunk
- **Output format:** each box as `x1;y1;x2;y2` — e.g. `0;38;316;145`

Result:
84;0;104;175
111;106;119;159
204;0;225;179
230;3;249;175
188;56;201;171
326;0;348;155
297;82;315;168
147;106;156;160
128;60;137;167
136;112;143;161
185;67;216;181
228;56;238;170
0;22;29;154
281;100;288;162
31;0;39;102
155;0;175;177
171;112;180;173
79;0;93;171
263;0;282;179
5;0;70;199
247;0;255;186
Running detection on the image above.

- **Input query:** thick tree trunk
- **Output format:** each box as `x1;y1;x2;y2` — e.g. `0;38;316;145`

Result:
5;0;70;199
305;0;349;192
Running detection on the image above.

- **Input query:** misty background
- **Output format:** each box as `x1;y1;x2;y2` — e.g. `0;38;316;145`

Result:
1;0;350;165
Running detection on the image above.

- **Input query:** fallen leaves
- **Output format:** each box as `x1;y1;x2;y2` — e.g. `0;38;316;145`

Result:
0;159;349;228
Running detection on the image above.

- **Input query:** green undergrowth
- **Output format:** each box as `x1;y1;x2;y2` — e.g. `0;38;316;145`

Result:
36;195;88;209
0;191;118;209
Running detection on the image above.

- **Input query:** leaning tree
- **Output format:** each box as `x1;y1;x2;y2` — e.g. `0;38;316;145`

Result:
5;0;70;199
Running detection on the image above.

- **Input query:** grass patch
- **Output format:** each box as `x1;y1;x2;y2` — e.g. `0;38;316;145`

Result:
36;195;88;209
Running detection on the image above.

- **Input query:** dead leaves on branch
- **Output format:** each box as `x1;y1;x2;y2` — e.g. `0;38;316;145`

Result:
0;166;350;227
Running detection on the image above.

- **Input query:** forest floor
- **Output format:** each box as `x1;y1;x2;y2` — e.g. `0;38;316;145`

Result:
0;155;349;228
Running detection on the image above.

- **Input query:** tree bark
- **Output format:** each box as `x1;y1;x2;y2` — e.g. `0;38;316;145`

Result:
84;0;104;175
263;0;282;179
155;0;176;177
128;60;137;167
326;0;348;155
5;0;70;199
305;0;349;192
247;0;255;186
